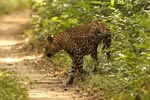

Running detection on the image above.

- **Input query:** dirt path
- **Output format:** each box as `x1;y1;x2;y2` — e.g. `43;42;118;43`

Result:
0;10;89;100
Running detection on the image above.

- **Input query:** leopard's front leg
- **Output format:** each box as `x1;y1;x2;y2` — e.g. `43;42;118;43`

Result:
66;55;84;85
66;63;76;85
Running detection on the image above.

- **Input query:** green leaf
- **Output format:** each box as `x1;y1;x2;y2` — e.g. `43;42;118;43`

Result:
42;19;51;27
110;0;114;6
51;17;61;22
51;17;58;21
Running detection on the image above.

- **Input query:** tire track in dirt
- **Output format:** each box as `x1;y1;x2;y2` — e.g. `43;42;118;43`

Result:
0;10;88;100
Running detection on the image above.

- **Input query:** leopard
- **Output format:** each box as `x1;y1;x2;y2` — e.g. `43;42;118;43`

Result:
44;20;111;85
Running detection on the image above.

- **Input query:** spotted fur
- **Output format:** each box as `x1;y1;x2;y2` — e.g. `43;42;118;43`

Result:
44;20;111;85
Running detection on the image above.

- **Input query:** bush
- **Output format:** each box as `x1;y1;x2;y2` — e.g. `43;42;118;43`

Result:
0;70;29;100
0;0;31;14
31;0;150;99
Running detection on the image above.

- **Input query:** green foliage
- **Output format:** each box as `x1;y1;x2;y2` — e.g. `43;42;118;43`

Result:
32;0;114;41
0;70;29;100
31;0;150;99
0;0;31;14
51;51;72;70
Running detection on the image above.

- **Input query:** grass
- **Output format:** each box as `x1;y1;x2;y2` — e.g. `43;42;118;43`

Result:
0;0;31;14
0;69;29;100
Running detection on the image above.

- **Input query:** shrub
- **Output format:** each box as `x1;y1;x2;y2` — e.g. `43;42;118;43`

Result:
0;70;29;100
31;0;150;99
0;0;31;14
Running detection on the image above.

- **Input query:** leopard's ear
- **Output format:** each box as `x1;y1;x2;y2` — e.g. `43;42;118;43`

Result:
47;35;53;42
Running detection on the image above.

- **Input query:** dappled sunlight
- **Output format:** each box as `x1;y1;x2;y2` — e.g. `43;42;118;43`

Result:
0;14;30;31
0;38;29;47
0;46;11;50
0;39;25;46
29;89;74;100
0;22;19;31
0;55;43;63
0;23;18;31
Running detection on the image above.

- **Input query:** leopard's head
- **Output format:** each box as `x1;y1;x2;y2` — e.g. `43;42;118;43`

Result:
44;36;60;57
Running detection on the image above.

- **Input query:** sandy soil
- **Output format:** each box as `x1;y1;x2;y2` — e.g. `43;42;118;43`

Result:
0;10;90;100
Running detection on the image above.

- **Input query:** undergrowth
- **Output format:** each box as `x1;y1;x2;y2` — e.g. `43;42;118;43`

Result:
0;0;31;14
30;0;150;100
0;69;29;100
